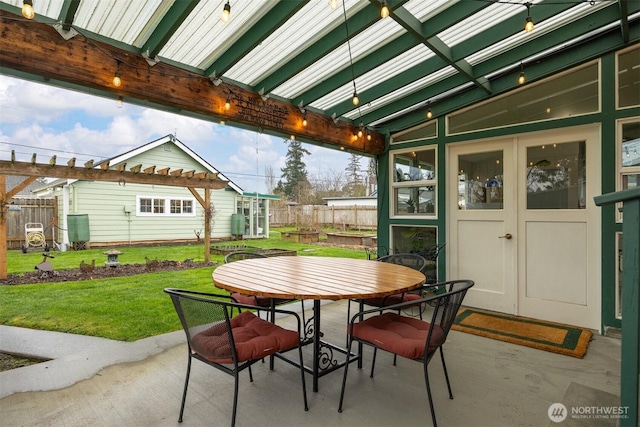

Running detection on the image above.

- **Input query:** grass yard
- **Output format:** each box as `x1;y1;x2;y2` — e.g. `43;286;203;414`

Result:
1;229;369;341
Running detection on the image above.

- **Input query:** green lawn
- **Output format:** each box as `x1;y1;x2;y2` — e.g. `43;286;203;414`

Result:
1;229;368;341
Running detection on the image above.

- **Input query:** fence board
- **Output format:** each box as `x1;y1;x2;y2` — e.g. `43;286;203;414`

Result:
270;205;377;230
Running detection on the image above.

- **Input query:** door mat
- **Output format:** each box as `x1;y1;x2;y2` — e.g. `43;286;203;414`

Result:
452;308;593;358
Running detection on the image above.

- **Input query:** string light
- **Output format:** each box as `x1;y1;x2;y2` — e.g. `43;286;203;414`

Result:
225;97;231;110
518;63;525;84
352;90;359;106
221;1;231;23
302;112;308;127
329;0;338;11
426;108;433;119
113;61;122;87
524;3;535;32
116;96;123;108
380;1;390;19
22;0;34;20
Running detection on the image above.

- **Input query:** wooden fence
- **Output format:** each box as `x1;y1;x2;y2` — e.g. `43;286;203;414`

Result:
5;198;56;249
270;205;377;230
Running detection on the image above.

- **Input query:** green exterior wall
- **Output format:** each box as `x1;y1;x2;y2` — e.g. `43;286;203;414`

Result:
378;50;639;331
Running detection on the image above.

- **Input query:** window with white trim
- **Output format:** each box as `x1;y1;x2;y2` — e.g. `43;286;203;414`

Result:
391;147;437;216
137;196;196;216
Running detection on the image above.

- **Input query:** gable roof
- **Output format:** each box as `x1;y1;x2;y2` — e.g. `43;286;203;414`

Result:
99;134;243;193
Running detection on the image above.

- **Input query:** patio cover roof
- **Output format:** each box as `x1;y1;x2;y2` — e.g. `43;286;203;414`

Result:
0;0;638;155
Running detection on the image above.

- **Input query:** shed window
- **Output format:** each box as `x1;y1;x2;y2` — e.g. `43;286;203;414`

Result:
137;196;196;216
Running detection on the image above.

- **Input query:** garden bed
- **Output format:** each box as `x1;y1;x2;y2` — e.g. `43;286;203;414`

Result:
281;231;319;244
325;233;377;246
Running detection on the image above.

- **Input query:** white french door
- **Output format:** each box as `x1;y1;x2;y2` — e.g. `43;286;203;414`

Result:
447;125;601;329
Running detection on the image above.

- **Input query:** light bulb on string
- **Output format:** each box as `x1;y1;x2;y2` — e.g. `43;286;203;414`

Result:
524;3;534;32
221;1;231;23
352;90;359;106
225;98;231;110
329;0;338;11
116;96;123;108
380;1;389;19
113;61;122;88
22;0;35;19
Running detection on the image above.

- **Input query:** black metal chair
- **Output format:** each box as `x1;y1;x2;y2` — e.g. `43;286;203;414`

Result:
413;243;446;284
338;280;474;427
164;288;308;427
347;253;428;325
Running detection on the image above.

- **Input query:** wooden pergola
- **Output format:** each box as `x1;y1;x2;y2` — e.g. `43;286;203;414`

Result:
0;154;229;279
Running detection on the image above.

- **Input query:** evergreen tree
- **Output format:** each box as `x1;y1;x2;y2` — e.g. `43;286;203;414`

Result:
367;157;378;195
279;138;310;202
344;153;364;196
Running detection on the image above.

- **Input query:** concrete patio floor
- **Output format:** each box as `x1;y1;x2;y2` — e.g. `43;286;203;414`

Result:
0;300;623;427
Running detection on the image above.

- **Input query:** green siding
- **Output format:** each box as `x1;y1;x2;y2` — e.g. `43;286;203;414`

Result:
54;141;239;243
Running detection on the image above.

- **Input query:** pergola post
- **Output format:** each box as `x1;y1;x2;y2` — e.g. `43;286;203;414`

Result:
1;174;7;279
595;187;640;427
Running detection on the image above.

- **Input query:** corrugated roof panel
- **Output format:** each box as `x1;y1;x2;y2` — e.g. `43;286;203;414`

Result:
225;0;366;87
404;0;459;22
274;15;405;100
73;0;163;46
160;0;273;70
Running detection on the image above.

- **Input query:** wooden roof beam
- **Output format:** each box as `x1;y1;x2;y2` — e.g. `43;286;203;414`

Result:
0;11;385;156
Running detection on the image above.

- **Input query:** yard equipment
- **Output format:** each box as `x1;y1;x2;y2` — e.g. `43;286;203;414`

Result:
35;252;55;277
22;223;50;253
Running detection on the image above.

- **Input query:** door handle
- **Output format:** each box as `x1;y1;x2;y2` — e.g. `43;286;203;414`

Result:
499;233;513;239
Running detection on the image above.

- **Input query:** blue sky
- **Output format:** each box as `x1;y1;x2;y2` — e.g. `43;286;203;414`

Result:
0;75;358;194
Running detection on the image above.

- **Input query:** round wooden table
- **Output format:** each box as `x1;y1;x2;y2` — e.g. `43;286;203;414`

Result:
213;256;425;391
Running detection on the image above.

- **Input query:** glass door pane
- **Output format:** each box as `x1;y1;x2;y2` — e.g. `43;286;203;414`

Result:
457;150;503;210
526;141;586;209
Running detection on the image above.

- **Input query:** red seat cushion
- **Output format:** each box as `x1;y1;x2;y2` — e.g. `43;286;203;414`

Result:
191;311;299;363
352;312;445;360
363;292;422;307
